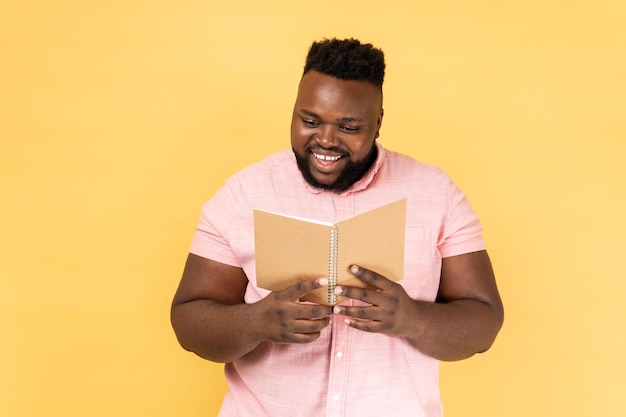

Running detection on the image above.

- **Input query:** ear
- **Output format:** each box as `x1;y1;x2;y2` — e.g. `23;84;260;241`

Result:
375;108;384;138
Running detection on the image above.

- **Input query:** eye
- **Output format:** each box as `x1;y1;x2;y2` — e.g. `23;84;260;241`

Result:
339;126;360;133
302;119;320;128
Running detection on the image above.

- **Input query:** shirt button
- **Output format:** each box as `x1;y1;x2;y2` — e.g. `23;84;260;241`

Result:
336;351;343;358
333;394;340;401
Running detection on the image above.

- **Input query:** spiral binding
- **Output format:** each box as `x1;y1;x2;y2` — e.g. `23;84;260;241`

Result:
327;227;339;305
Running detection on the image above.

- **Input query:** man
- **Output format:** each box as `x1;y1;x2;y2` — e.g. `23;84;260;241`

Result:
171;38;503;417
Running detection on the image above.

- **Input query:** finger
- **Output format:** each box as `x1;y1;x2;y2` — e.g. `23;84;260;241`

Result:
306;304;334;319
348;265;395;290
333;304;379;321
278;277;328;302
285;330;324;344
292;303;333;320
343;317;386;334
290;317;331;334
277;318;330;344
334;284;385;306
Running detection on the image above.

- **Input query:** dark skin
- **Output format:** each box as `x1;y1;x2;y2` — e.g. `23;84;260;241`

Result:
336;252;502;361
171;251;502;363
171;254;334;362
291;71;384;190
171;71;503;363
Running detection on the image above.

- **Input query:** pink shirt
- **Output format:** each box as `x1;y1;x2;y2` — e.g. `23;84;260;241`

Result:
190;144;485;417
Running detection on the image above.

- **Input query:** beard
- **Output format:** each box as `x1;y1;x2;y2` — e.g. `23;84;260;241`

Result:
293;144;378;192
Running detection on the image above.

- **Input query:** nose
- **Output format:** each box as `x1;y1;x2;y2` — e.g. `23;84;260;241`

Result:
316;125;339;148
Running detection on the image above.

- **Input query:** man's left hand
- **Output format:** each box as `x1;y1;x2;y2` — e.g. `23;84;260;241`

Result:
332;264;418;338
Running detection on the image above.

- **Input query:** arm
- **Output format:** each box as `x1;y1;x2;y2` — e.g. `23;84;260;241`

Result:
335;250;504;361
170;253;334;363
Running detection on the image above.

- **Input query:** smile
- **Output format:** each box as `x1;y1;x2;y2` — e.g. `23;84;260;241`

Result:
312;152;342;161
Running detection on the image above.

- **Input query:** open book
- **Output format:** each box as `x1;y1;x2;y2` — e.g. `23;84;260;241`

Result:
254;198;407;305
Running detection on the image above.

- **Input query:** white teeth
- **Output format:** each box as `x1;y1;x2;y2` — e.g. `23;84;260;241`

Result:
313;152;342;161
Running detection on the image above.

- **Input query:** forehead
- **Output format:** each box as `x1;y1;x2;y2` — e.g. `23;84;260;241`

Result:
295;71;381;116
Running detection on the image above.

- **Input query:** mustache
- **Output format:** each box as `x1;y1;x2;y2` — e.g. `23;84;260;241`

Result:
306;145;348;155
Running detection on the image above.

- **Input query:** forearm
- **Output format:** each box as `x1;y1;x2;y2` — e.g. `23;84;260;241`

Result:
171;253;333;363
171;299;262;363
405;298;503;361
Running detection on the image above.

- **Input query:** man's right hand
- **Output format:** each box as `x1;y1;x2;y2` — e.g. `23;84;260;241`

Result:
252;278;334;344
171;254;333;362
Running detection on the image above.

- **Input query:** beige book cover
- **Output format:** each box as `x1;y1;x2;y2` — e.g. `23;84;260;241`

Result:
254;198;407;305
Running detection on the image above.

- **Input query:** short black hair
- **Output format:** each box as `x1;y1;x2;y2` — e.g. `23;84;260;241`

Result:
303;38;385;88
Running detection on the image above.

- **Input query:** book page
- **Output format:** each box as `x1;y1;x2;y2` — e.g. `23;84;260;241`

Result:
254;210;333;304
335;198;406;289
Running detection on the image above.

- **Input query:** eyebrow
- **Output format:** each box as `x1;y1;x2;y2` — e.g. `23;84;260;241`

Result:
299;109;364;123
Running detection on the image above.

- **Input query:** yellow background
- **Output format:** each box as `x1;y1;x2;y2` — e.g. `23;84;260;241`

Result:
1;1;625;416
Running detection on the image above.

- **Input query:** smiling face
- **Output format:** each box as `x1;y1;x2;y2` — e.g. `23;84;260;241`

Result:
291;70;384;191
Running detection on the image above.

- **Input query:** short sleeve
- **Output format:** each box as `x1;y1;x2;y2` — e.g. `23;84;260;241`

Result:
437;175;486;258
189;184;242;267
